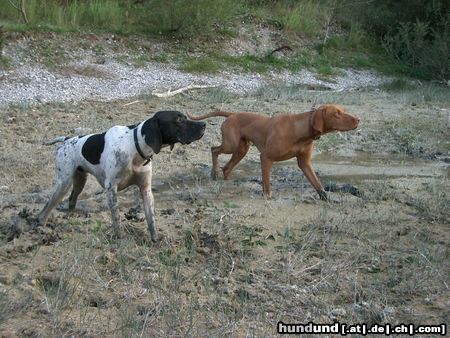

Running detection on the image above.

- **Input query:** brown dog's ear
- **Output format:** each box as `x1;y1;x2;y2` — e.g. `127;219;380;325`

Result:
312;106;325;134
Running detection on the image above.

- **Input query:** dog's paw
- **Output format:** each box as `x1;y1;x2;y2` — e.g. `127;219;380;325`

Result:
210;170;218;180
318;190;328;201
30;219;41;229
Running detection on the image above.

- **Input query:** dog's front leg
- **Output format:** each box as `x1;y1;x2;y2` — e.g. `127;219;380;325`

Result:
106;184;121;235
297;155;327;200
260;153;273;198
140;185;157;242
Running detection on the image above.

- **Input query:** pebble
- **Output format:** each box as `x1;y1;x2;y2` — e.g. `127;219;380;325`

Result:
0;46;389;107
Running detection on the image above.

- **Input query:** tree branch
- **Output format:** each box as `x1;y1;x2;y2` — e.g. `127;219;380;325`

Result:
152;84;218;98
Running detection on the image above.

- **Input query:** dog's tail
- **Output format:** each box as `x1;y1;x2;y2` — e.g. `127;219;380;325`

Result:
43;136;70;145
186;111;234;120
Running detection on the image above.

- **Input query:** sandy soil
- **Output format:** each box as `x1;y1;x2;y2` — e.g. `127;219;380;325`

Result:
0;87;448;336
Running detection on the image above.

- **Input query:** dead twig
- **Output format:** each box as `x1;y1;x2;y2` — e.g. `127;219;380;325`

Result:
152;84;218;98
267;45;293;57
417;250;449;290
122;100;141;107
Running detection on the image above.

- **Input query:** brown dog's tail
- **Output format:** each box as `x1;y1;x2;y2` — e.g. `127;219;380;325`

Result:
186;111;233;120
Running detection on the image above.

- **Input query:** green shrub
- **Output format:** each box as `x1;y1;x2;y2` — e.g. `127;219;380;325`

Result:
335;0;449;80
0;0;124;32
272;0;329;37
0;0;241;36
382;20;449;80
132;0;240;36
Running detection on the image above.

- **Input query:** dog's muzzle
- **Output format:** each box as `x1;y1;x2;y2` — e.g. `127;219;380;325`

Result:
182;121;206;144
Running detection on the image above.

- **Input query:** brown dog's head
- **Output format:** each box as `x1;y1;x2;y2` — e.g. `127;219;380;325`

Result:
312;104;360;135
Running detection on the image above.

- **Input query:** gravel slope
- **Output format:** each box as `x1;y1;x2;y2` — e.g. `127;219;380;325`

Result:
0;34;388;106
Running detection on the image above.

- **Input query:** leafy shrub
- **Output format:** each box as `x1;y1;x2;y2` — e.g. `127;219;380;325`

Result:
0;0;240;37
335;0;449;80
0;0;124;32
271;0;329;37
135;0;240;37
382;20;449;80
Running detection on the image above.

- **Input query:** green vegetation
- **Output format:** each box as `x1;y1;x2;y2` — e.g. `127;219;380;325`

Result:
0;0;448;80
335;0;449;80
260;0;329;37
0;0;240;35
180;57;222;73
1;0;124;32
0;25;11;68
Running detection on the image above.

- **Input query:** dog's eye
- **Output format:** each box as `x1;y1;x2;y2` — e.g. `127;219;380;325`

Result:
176;116;182;123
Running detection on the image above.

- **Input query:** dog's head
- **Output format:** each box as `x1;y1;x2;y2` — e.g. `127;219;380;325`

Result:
312;104;360;134
141;111;206;154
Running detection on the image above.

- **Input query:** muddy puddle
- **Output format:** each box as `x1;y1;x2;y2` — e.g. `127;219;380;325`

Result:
148;151;447;203
313;151;448;183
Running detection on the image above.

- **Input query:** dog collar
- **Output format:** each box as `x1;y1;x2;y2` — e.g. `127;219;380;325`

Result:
133;128;152;165
309;109;321;140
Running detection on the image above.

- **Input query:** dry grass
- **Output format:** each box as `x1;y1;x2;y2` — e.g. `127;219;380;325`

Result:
0;88;449;336
58;65;113;79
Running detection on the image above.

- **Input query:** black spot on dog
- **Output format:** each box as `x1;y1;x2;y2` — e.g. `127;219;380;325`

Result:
81;133;106;165
127;124;137;130
141;118;162;154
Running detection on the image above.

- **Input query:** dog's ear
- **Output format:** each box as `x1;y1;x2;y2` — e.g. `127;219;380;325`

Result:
142;118;162;154
312;106;325;134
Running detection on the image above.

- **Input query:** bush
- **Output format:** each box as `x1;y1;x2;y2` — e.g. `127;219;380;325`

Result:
136;0;240;36
0;0;124;32
0;0;241;37
271;0;329;37
335;0;449;80
382;20;449;80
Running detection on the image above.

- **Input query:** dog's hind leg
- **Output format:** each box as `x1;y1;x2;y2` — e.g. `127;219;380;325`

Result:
210;145;223;180
68;169;88;210
222;140;250;180
106;184;120;236
211;124;241;180
36;177;73;226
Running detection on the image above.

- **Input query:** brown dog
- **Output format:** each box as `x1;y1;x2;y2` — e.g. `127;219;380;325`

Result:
187;104;360;199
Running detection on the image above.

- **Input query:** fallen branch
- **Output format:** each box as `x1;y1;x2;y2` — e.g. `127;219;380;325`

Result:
267;45;293;57
123;100;141;107
152;84;218;98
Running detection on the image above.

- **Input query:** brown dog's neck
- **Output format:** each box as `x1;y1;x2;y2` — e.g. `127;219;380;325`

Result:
309;109;321;140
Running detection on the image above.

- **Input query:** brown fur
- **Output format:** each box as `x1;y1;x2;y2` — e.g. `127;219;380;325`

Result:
187;104;360;199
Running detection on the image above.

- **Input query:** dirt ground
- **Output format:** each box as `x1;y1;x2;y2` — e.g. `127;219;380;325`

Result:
0;87;449;336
